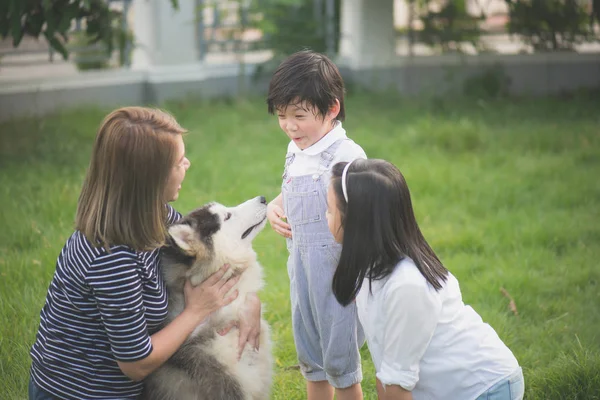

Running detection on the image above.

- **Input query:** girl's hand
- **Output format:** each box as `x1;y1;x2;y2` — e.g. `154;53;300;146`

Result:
267;202;292;238
183;264;240;321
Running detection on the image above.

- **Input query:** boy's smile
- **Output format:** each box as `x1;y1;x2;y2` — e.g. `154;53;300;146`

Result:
277;100;340;150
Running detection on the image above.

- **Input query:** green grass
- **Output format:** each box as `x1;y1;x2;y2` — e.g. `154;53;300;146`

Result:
1;94;599;400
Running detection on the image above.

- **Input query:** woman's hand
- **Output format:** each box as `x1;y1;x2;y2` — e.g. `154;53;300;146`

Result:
118;265;240;382
267;194;291;238
237;293;261;357
218;292;262;360
183;264;240;322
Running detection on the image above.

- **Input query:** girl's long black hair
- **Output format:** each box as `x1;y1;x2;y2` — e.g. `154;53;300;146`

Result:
331;159;448;306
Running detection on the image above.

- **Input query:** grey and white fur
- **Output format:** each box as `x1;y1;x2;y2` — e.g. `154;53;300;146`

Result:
141;196;273;400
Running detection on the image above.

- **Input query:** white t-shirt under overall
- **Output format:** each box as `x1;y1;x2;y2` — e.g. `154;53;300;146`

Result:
356;257;519;400
286;121;366;178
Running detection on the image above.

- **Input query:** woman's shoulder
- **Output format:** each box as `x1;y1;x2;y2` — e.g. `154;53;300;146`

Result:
71;231;141;262
166;203;182;225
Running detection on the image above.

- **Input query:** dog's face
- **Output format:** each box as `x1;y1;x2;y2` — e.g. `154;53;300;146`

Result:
164;196;268;284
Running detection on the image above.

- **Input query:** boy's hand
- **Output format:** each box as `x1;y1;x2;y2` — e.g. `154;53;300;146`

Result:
267;202;292;238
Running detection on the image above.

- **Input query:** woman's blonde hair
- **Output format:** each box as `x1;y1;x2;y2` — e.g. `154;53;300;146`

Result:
75;106;187;251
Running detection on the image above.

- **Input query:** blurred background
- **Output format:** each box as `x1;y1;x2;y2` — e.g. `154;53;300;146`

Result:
1;0;599;119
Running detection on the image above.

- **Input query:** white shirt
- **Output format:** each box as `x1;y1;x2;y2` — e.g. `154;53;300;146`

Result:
356;258;519;400
286;122;366;178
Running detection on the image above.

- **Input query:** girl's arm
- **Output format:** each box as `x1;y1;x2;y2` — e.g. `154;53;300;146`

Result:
377;379;413;400
376;281;442;394
118;265;240;381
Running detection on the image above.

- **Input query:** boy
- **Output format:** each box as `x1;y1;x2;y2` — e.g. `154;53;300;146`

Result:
266;50;367;400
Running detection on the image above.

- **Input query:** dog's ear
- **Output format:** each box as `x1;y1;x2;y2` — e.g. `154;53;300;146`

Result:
168;223;208;259
168;224;196;253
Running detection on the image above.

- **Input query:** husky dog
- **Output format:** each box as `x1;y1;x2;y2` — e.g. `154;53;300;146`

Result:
141;196;273;400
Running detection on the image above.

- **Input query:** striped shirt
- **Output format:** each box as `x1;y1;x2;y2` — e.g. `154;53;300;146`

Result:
30;205;181;399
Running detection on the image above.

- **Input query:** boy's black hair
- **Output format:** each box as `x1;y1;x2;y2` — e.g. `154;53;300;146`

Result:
267;50;345;121
330;159;449;306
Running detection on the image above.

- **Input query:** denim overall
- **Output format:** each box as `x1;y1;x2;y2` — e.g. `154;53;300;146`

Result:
282;139;364;388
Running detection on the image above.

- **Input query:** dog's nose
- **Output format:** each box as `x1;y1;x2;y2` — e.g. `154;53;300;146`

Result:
259;196;267;204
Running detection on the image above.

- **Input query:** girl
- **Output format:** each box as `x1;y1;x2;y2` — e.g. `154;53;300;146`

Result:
29;107;262;400
325;159;524;400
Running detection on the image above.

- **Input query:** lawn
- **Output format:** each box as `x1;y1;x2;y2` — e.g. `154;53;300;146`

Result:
0;93;599;400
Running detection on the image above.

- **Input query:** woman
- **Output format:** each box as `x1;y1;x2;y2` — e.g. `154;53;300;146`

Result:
29;107;261;399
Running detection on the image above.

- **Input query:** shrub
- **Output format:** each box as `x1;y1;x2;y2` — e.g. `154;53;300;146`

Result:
252;0;340;57
463;64;511;98
505;0;597;52
415;0;485;53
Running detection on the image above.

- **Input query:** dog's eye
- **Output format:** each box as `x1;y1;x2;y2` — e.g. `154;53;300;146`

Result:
224;212;232;221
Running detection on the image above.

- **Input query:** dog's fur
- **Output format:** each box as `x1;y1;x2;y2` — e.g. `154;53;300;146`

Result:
141;196;273;400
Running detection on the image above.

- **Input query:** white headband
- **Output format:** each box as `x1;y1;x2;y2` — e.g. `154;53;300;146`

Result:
341;160;355;203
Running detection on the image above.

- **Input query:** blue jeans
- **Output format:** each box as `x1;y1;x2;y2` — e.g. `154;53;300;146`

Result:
475;367;525;400
29;377;58;400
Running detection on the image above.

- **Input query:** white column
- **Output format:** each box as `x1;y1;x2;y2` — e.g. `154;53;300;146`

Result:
338;0;396;69
131;0;198;69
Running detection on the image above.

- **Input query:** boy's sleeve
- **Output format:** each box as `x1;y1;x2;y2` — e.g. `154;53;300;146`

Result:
335;141;367;164
86;250;153;362
325;141;367;183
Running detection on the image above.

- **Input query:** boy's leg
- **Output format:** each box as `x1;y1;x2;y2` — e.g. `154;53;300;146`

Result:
306;381;363;400
288;249;330;388
336;383;364;400
307;380;334;400
305;242;364;395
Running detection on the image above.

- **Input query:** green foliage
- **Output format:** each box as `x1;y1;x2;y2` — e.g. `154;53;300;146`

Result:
463;64;511;98
1;0;113;60
66;18;133;71
68;31;111;70
0;0;172;60
414;0;485;53
504;0;598;52
251;0;340;57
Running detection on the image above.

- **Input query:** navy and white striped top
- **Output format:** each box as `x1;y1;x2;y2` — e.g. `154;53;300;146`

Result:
30;205;181;399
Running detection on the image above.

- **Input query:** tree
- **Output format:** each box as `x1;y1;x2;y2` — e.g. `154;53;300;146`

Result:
0;0;178;60
415;0;485;53
504;0;598;52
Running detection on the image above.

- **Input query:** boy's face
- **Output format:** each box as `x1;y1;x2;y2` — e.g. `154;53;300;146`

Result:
276;100;339;150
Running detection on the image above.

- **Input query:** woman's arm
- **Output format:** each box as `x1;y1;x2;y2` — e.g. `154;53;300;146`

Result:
218;292;262;359
118;265;240;381
237;292;261;352
377;379;413;400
